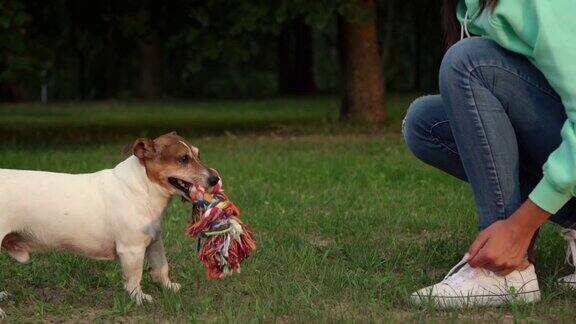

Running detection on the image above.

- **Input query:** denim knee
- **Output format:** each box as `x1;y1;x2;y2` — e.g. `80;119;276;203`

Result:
439;37;500;93
403;96;436;160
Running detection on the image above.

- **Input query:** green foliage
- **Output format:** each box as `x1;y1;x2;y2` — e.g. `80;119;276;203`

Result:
0;0;52;86
0;0;443;99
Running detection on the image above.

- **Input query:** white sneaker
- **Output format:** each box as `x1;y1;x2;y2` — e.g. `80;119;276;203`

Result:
411;256;541;308
558;228;576;288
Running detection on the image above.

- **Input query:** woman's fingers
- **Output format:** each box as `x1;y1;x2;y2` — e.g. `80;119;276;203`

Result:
464;211;542;274
468;245;490;268
467;229;491;263
469;240;513;270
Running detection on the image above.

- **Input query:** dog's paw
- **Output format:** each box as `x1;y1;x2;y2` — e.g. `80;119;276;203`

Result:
0;307;6;319
165;282;181;292
0;291;9;301
131;291;153;305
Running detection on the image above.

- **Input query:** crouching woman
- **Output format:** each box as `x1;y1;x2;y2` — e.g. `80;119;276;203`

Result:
403;0;576;307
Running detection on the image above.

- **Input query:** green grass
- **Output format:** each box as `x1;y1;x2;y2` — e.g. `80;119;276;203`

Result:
1;95;575;322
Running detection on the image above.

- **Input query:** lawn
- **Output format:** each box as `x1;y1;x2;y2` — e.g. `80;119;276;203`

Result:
0;95;575;322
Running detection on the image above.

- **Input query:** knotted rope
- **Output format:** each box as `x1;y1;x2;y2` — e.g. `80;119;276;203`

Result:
186;180;256;280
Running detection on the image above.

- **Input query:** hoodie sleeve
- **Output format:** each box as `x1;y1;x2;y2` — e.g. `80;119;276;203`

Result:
527;0;576;214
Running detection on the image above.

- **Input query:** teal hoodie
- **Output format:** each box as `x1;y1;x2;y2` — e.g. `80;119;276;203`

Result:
457;0;576;214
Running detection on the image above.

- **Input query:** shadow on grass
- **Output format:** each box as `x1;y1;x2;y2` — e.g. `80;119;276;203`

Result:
0;118;318;147
0;97;338;147
0;94;415;148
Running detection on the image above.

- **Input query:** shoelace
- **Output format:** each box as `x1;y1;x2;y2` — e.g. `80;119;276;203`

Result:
442;254;480;284
442;254;499;285
443;254;469;281
561;228;576;268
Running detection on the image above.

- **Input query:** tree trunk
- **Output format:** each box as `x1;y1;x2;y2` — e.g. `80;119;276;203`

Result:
277;17;316;94
381;0;395;83
139;37;162;99
292;17;316;93
412;3;423;91
338;0;386;123
380;0;397;98
277;24;293;93
7;84;25;101
77;49;86;99
104;26;120;98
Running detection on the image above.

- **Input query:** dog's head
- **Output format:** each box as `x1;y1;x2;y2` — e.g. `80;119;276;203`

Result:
126;132;219;200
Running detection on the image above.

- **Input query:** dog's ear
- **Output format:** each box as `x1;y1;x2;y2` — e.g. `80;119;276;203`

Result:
132;138;156;160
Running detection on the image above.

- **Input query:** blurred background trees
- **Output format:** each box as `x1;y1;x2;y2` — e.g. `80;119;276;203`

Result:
0;0;443;122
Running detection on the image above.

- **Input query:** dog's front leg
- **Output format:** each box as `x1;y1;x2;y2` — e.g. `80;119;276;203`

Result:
117;244;152;304
146;236;181;292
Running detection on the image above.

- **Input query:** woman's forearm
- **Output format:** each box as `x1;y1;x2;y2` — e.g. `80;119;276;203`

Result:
467;199;552;273
509;200;551;235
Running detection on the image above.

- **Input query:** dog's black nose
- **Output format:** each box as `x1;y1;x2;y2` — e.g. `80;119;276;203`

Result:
207;175;220;187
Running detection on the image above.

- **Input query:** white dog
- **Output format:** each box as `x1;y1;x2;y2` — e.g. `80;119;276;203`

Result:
0;132;220;318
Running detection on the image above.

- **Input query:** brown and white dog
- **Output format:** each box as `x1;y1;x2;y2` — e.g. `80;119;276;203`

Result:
0;132;219;318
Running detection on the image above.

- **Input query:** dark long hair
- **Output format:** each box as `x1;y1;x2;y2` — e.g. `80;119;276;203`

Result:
442;0;499;47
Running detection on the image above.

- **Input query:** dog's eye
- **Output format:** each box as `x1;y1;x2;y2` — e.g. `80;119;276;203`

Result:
178;155;191;165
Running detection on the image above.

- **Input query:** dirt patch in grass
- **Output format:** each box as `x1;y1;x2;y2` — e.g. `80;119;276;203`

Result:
35;287;68;304
325;301;372;321
306;233;335;248
397;230;454;245
455;311;515;323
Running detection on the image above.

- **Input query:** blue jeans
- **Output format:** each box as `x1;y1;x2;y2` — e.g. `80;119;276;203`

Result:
403;37;576;230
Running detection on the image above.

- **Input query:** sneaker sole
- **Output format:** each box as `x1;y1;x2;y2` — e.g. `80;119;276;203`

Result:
411;289;541;308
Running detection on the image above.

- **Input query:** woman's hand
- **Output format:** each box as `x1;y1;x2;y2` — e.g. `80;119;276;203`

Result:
467;200;551;275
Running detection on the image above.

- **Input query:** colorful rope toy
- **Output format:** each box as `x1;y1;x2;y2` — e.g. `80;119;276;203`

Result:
186;178;256;280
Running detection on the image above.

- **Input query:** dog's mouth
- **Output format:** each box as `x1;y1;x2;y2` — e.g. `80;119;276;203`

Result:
168;177;193;196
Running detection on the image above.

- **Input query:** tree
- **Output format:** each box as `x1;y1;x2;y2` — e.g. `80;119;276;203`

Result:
0;0;52;100
338;0;386;123
277;17;316;94
117;1;168;99
0;0;446;104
